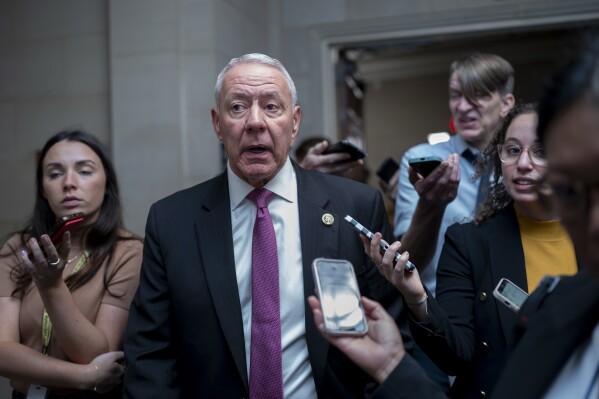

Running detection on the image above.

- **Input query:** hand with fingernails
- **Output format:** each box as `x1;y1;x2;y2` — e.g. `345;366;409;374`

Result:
360;231;427;306
20;231;73;289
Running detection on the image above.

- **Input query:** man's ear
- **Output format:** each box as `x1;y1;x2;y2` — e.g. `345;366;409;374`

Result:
500;93;515;117
211;108;222;142
291;105;301;140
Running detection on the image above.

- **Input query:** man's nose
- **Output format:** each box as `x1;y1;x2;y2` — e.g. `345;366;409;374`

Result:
246;105;266;131
456;96;473;112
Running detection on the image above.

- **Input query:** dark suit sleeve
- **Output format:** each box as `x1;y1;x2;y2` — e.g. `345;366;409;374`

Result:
408;223;476;376
369;355;449;399
124;205;181;399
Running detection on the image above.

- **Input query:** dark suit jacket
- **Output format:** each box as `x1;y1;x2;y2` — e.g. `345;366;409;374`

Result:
410;206;537;398
372;270;598;399
123;164;410;398
491;269;599;398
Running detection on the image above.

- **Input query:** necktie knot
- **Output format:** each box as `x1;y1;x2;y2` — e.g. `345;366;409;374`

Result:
462;148;479;165
247;188;273;209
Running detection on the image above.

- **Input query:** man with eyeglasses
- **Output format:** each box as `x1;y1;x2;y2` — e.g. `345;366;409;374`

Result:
392;53;515;389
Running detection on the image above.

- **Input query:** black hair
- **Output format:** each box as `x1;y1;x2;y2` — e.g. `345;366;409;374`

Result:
538;33;599;145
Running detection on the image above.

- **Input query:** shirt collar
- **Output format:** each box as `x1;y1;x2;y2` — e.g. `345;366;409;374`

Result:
228;157;297;210
451;134;482;158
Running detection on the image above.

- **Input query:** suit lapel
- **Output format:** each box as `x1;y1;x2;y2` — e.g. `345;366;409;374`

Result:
295;166;338;390
195;173;248;391
488;207;528;341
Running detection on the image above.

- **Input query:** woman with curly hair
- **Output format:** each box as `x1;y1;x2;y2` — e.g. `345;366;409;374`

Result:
368;103;579;398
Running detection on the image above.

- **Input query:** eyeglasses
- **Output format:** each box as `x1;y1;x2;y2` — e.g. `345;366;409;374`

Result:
497;144;547;166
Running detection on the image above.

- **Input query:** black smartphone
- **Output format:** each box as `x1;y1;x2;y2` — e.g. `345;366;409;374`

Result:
376;157;399;183
344;215;415;272
48;213;86;244
493;278;528;313
312;258;368;336
322;140;367;162
408;156;443;177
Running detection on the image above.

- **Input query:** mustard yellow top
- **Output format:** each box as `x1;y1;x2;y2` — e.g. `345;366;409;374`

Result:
516;211;578;292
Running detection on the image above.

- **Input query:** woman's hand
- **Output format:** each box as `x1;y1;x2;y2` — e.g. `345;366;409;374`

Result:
20;231;72;290
308;295;404;384
85;351;125;393
360;233;427;305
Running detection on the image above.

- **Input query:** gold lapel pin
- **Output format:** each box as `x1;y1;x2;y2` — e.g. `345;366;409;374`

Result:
322;213;334;226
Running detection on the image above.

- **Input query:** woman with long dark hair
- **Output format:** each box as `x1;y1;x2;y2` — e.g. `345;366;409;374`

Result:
0;129;142;398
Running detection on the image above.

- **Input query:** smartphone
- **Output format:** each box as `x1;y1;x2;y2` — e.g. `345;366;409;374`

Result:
344;215;415;272
26;384;48;399
322;140;367;162
48;213;86;244
493;278;528;312
28;213;86;261
408;156;443;177
376;157;399;183
312;258;368;335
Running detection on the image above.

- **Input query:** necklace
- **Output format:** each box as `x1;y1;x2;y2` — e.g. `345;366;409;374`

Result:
66;251;84;264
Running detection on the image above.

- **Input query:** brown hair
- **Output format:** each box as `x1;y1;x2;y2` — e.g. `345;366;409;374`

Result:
3;129;141;297
450;53;515;104
474;103;537;225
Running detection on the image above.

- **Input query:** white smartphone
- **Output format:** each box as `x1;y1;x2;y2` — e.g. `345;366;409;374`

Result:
26;384;48;399
493;278;528;312
312;258;368;336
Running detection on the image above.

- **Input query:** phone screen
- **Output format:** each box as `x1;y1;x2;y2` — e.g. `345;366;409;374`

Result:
312;258;367;335
498;279;528;309
494;278;528;312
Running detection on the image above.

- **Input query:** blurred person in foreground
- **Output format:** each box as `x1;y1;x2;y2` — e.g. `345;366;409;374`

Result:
0;130;143;398
309;36;599;399
123;53;410;399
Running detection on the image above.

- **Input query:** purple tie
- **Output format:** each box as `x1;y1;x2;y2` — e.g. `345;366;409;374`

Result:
247;189;284;399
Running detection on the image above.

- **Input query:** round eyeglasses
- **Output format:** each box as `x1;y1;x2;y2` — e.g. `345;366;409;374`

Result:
497;144;547;166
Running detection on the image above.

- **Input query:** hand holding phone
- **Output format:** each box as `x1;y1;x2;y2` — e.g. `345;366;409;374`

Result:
322;140;367;163
408;156;443;177
27;213;86;262
344;215;415;272
493;278;528;312
312;258;368;335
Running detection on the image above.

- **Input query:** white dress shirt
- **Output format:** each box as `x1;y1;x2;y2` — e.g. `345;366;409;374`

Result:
228;158;317;399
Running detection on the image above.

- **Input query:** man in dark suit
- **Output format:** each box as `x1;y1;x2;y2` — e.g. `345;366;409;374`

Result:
123;53;408;398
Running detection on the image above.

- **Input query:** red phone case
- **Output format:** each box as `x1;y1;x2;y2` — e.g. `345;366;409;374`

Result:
49;213;85;244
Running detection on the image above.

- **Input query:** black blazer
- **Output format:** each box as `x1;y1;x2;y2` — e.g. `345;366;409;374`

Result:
123;164;410;398
410;206;540;398
491;269;599;398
